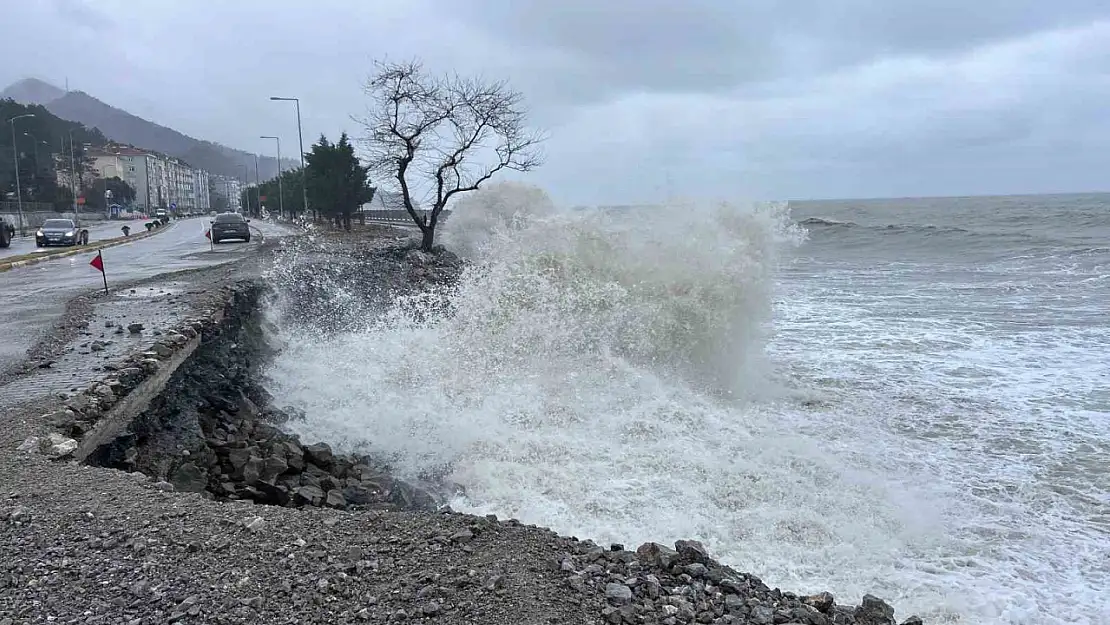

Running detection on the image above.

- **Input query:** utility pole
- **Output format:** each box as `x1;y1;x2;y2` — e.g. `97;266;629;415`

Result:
260;135;283;219
254;153;261;217
269;96;309;220
68;129;79;219
7;113;35;236
241;164;251;214
23;133;46;175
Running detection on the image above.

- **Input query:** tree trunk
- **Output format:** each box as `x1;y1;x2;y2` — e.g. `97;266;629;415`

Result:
420;224;436;252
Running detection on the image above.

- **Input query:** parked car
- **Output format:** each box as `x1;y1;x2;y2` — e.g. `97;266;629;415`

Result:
0;218;13;248
36;218;89;247
210;212;251;244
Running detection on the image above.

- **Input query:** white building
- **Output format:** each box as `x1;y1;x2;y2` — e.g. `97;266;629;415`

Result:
208;175;243;212
193;169;211;211
88;145;216;213
89;146;161;211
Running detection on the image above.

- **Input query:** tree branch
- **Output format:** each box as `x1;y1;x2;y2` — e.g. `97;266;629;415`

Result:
355;59;546;250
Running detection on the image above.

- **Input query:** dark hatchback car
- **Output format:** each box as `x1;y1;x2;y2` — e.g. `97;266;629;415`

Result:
210;212;251;243
36;218;89;247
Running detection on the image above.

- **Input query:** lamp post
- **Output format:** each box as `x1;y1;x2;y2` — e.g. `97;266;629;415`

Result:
67;129;79;218
254;153;261;217
269;96;309;220
7;113;35;236
260;135;284;219
22;132;48;175
240;164;249;213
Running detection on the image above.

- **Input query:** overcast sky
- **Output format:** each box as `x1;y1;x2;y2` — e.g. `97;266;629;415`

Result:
4;0;1109;204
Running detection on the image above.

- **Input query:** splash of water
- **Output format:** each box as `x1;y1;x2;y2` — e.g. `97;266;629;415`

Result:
265;185;960;620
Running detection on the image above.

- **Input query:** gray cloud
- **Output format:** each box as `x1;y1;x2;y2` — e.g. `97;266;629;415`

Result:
442;0;1110;101
2;0;1108;203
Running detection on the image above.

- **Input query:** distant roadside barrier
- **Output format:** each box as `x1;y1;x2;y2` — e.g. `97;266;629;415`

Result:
1;206;111;236
360;209;451;226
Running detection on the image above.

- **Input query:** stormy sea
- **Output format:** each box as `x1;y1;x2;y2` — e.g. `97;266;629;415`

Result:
266;187;1110;625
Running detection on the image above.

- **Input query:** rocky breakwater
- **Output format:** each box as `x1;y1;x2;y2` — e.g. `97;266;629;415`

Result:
555;539;922;625
48;250;467;514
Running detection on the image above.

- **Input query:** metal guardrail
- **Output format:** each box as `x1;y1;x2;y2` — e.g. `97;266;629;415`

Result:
359;209;450;228
362;216;421;227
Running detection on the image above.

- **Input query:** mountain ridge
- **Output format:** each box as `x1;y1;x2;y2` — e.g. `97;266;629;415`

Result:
1;78;298;182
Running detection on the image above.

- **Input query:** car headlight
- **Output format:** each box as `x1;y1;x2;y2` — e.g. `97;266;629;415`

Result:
66;231;75;237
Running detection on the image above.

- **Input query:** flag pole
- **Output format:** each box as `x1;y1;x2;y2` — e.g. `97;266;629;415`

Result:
97;250;107;294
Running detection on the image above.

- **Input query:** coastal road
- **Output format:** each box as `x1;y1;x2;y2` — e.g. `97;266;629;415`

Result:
0;216;290;373
0;219;146;260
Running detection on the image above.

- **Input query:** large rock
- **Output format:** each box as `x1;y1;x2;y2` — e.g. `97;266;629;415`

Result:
675;539;710;565
325;489;347;508
237;392;261;419
805;592;836;613
259;456;288;485
295;485;325;506
65;394;90;413
283;441;305;472
255;482;291;506
389;480;440;511
303;442;334;467
604;583;632;605
242;456;263;484
43;433;78;459
170;462;208;493
341;485;377;506
855;595;896;625
636;542;679;569
227;447;253;477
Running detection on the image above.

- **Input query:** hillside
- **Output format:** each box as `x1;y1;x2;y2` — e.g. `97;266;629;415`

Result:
0;98;108;203
2;78;298;181
0;78;66;106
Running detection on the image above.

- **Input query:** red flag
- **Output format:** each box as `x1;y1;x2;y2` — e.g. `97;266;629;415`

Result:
89;252;104;273
205;229;211;240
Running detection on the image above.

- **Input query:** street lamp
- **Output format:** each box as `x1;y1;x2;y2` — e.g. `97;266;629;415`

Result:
269;96;309;220
7;113;35;235
260;135;284;219
65;129;79;217
254;153;261;218
22;132;48;174
241;164;250;214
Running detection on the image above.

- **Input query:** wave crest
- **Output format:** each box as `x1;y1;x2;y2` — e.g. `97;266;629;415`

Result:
394;189;804;395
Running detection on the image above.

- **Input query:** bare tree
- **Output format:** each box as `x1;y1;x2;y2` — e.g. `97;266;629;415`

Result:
357;59;545;252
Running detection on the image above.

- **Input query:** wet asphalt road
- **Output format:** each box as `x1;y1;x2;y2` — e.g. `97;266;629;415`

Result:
0;220;147;260
0;216;290;373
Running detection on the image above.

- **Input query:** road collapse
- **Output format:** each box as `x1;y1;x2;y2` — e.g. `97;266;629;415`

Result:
33;241;466;513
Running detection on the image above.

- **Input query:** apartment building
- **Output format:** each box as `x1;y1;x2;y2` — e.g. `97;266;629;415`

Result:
86;145;215;212
208;175;243;211
193;169;211;211
87;146;158;210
